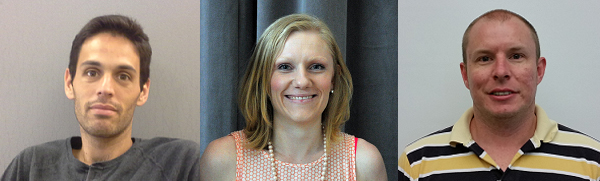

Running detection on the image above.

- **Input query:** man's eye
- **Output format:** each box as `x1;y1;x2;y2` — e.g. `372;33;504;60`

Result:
118;74;131;80
310;64;325;70
480;56;491;62
86;70;98;77
277;64;292;70
510;54;522;59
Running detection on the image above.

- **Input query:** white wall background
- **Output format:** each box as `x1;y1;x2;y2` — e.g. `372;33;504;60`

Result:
0;1;200;171
399;0;600;157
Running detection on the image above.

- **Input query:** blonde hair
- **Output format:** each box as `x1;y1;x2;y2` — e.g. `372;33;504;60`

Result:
239;14;353;150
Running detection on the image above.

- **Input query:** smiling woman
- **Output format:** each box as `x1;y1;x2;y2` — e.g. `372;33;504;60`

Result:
200;14;387;181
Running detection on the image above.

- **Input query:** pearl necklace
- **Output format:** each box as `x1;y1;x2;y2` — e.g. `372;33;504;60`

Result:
268;129;327;181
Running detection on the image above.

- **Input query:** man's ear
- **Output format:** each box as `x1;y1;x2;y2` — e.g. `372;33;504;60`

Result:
536;57;547;85
137;79;150;106
65;68;75;100
460;62;470;89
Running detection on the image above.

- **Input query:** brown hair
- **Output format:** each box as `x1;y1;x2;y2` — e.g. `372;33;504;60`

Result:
69;15;151;90
238;14;353;150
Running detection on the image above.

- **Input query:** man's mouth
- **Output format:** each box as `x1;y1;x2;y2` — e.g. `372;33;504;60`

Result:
90;104;117;111
491;91;512;96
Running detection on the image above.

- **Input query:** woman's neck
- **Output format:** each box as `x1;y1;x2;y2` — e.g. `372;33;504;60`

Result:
271;117;324;164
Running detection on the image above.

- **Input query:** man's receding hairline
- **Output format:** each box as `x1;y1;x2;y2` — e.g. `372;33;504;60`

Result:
466;10;525;46
463;9;540;64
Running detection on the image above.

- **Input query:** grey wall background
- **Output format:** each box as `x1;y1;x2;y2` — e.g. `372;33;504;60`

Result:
399;0;600;157
0;1;200;171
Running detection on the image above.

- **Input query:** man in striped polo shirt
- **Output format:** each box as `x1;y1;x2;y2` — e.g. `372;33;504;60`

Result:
399;9;600;181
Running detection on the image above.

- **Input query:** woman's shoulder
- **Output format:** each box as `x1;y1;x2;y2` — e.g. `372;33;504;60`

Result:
355;137;387;180
199;133;238;180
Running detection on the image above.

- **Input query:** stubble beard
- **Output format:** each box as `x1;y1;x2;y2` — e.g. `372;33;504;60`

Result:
74;97;134;138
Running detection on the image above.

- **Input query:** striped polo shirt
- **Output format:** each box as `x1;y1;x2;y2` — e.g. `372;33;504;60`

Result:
399;105;600;181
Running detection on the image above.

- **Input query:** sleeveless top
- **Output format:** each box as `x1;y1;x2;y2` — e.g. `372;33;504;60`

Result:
232;131;357;181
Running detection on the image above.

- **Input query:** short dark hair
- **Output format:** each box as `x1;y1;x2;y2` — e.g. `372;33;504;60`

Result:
462;9;540;65
69;15;151;90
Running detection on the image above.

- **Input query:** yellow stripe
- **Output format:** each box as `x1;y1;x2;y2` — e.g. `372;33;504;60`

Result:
480;152;498;167
404;132;451;154
508;151;524;167
419;153;492;173
400;151;492;179
552;131;600;151
398;152;416;179
514;154;600;178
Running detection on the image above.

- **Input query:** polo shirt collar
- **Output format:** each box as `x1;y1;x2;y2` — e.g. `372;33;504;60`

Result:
449;104;558;149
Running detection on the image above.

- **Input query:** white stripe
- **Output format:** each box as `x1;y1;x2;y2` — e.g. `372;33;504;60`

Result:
479;151;487;158
524;152;600;168
530;138;540;148
410;152;474;167
464;140;475;147
419;167;495;178
511;166;593;180
398;166;415;181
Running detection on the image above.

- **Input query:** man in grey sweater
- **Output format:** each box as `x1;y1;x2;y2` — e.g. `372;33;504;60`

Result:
1;15;199;180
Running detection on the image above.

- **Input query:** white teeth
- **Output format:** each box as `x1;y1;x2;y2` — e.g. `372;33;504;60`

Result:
289;96;313;100
492;91;511;96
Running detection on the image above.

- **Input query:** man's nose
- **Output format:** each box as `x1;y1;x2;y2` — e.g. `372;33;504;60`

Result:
493;55;511;81
97;74;115;97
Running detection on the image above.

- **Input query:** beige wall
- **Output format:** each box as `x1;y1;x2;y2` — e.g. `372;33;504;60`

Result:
0;1;200;170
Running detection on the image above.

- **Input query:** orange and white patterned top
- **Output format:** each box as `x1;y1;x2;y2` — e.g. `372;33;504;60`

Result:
232;131;357;181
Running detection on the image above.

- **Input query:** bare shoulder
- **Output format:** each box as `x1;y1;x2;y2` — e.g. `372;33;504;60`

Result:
199;135;237;181
355;138;387;181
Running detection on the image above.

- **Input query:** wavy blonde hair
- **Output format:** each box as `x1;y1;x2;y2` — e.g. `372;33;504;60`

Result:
239;14;353;150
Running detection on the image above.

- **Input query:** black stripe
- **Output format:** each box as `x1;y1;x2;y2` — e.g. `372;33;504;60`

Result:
407;144;471;164
421;170;499;181
505;169;589;181
407;168;588;181
398;170;410;181
558;124;600;142
530;142;600;164
468;142;485;156
426;126;453;136
520;139;536;152
558;124;584;134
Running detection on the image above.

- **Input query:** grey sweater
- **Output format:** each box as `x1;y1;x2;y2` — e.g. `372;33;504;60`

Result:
1;137;199;181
